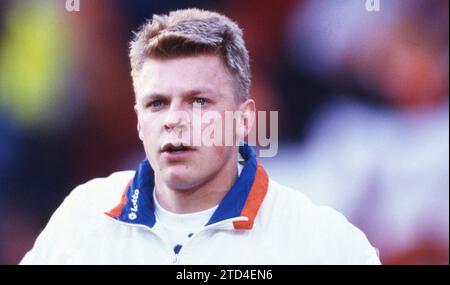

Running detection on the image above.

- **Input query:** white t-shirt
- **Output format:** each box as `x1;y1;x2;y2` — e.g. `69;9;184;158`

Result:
154;191;217;254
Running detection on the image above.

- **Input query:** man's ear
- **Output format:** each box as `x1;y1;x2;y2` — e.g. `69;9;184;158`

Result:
237;99;256;141
134;105;143;141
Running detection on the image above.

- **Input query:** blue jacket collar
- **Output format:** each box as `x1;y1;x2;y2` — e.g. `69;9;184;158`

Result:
106;144;268;230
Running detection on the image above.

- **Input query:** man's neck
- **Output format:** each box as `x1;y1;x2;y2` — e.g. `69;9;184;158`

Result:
154;155;239;214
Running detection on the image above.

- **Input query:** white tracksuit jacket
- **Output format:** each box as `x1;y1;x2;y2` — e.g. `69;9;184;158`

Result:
20;145;380;265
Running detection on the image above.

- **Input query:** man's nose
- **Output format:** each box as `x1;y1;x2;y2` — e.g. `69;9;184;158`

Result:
164;105;189;132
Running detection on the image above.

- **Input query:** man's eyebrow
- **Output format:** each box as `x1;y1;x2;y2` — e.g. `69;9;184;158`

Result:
184;88;221;98
142;88;221;100
141;92;169;100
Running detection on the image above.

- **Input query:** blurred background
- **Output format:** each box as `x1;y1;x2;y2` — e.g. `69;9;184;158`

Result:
0;0;448;264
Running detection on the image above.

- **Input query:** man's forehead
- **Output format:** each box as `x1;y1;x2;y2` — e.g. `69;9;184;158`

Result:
135;54;236;98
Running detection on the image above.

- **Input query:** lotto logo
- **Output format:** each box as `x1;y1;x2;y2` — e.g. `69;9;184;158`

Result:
127;189;140;220
128;212;137;220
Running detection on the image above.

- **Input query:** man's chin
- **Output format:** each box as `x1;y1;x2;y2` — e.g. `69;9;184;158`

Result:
161;168;198;190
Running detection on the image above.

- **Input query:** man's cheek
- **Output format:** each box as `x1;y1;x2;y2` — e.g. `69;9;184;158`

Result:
141;130;159;153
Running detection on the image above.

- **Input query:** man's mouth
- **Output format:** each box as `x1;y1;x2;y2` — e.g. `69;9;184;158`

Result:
161;143;195;154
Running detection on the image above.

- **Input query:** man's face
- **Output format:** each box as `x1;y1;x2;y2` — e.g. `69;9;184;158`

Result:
134;54;243;190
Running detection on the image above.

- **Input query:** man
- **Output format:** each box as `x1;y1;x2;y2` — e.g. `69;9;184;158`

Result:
20;8;380;264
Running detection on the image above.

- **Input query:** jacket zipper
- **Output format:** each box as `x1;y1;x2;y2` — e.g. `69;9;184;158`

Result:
105;215;248;264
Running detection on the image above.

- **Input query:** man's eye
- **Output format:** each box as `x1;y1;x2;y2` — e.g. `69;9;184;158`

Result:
147;100;163;108
193;98;206;106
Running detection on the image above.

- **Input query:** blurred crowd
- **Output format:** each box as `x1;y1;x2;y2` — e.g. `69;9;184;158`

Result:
0;0;448;264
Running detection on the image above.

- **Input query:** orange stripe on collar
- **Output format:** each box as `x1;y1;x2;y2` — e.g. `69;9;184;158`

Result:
233;163;269;230
105;179;132;218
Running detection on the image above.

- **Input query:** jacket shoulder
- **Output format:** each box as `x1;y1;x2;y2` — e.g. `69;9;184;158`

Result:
74;170;135;211
264;179;380;264
20;170;135;264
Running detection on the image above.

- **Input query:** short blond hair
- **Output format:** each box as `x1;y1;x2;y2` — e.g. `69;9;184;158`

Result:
129;8;251;102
